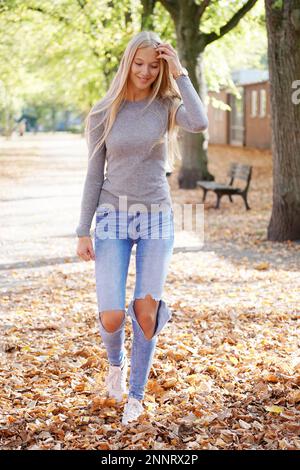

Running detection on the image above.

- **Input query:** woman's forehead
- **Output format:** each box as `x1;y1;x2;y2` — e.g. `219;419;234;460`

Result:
134;46;158;61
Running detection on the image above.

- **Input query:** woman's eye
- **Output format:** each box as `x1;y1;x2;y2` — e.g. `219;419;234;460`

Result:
135;63;158;69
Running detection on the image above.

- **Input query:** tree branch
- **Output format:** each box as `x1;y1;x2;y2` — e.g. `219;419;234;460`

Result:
27;5;72;26
158;0;179;21
26;5;101;59
75;0;101;35
203;0;258;46
197;0;211;20
141;0;157;29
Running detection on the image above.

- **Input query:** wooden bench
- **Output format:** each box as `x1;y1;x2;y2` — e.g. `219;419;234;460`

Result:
197;163;252;210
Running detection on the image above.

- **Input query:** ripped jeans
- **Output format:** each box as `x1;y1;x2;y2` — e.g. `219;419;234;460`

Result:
94;205;174;401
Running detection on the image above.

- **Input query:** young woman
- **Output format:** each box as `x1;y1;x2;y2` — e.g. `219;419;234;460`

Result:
76;30;208;426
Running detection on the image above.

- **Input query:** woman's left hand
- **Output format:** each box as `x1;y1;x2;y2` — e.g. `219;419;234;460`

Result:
155;43;182;77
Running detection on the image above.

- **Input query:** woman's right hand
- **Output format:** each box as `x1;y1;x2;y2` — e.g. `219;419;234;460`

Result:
76;236;95;261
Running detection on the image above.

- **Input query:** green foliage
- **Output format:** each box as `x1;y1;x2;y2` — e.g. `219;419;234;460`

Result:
204;0;267;95
0;0;267;132
0;0;142;121
272;0;283;10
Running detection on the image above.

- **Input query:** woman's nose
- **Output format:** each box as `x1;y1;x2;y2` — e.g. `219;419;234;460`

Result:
141;66;151;76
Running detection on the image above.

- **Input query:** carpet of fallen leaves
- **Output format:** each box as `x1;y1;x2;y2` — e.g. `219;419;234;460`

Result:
0;136;299;450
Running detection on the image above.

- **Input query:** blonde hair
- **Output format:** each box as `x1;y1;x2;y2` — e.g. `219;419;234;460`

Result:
85;30;184;171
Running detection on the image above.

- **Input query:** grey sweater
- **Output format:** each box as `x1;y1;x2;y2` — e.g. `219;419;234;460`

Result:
76;75;208;237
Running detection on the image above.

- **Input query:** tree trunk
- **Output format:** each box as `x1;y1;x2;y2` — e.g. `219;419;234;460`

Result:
141;0;156;30
175;17;213;188
4;105;14;137
265;0;300;241
51;107;57;132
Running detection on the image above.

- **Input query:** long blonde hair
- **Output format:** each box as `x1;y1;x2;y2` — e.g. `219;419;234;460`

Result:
85;30;184;171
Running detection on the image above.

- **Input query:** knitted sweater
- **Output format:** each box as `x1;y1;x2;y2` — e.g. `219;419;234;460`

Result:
76;75;208;237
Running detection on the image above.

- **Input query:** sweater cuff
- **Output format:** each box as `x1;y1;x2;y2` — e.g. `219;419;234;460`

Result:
174;74;190;84
76;226;91;238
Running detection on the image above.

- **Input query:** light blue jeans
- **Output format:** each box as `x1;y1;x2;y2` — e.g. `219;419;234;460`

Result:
94;205;174;401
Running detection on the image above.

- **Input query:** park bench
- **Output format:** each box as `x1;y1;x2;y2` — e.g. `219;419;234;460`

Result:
197;162;252;210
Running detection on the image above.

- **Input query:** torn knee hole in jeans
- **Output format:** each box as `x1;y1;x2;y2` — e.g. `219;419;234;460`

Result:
133;296;162;340
98;310;125;333
134;293;161;302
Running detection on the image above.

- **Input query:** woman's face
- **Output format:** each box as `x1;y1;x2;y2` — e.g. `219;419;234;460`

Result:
129;46;160;91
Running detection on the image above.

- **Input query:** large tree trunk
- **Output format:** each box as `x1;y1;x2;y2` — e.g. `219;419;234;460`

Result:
175;11;213;188
265;0;300;241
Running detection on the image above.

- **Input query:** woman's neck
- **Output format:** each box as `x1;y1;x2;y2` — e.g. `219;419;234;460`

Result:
126;86;151;102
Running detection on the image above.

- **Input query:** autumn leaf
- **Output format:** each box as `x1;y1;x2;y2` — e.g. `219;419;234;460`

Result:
265;405;284;414
254;262;270;271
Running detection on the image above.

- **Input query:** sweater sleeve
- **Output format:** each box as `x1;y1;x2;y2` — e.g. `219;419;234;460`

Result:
174;75;209;133
75;105;106;238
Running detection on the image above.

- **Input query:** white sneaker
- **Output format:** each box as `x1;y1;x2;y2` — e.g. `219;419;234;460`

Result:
122;397;144;425
105;355;128;402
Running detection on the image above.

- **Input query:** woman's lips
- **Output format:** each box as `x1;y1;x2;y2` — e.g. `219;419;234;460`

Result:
139;78;149;83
